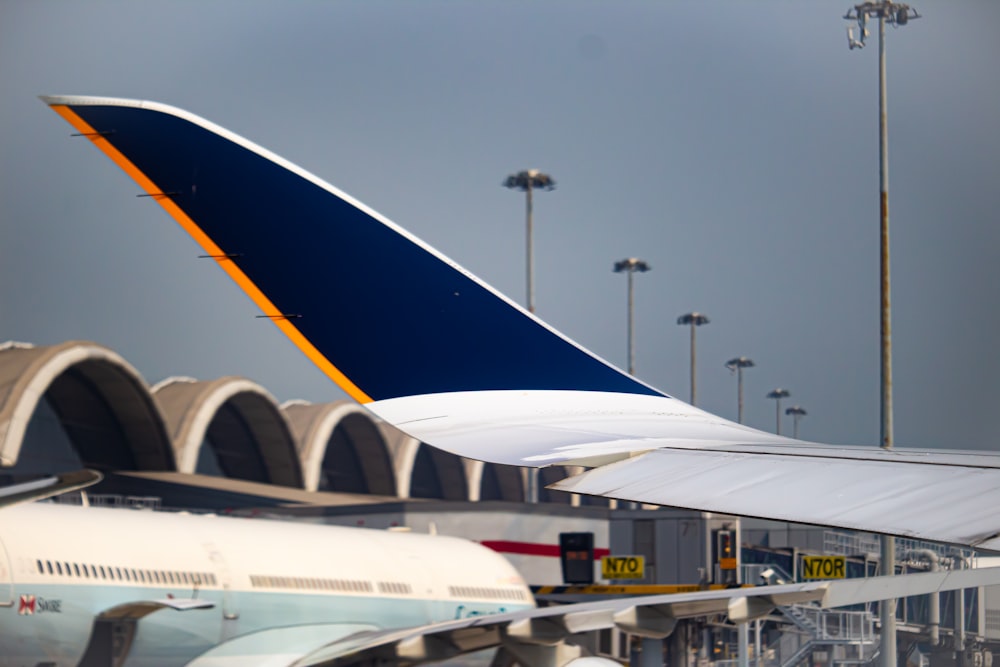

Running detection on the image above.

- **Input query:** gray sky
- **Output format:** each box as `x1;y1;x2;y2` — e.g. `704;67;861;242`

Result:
2;1;999;450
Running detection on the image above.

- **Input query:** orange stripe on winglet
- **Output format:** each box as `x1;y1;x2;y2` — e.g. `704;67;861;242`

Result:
48;104;373;404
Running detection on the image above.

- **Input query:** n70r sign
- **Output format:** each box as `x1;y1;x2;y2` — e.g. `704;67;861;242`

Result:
601;555;645;580
801;556;846;580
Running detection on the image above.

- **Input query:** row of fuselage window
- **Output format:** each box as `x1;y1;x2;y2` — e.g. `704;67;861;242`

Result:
447;585;530;602
248;575;528;602
248;574;380;594
35;559;217;587
248;577;421;597
32;559;528;602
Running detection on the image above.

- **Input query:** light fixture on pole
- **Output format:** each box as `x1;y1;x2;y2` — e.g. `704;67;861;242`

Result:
503;170;556;314
785;405;808;439
844;6;918;664
677;312;710;406
766;388;790;435
614;258;651;376
725;357;755;424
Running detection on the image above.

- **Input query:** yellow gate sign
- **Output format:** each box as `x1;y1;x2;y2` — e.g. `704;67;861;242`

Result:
601;555;645;580
801;556;846;580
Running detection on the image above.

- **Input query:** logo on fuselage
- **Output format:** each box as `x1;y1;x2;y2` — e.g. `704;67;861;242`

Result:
454;605;507;620
18;595;61;615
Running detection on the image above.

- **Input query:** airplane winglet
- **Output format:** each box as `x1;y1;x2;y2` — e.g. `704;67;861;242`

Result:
41;95;661;406
43;97;375;404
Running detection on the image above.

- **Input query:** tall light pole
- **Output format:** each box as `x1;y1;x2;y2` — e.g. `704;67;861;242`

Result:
505;170;555;505
725;357;755;424
844;6;918;665
785;405;808;439
677;313;710;405
503;170;556;314
766;388;790;435
614;258;651;375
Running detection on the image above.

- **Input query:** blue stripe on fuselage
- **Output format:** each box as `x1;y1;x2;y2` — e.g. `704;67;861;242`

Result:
68;103;662;402
0;581;529;667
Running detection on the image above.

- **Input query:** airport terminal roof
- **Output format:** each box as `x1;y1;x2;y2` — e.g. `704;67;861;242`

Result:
0;340;553;506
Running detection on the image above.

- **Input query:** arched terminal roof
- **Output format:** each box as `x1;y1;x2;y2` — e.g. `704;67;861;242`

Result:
153;376;302;487
408;442;469;500
375;421;561;504
382;430;475;501
477;462;525;502
283;400;395;495
3;340;546;505
0;340;173;471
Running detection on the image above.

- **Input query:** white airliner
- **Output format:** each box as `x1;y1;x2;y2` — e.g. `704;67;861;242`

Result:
3;497;997;667
0;498;534;667
25;95;1000;666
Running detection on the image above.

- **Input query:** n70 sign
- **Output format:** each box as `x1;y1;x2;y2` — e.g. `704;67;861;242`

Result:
601;555;645;580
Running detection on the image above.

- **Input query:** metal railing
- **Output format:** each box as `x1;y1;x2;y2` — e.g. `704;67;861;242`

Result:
55;492;163;510
783;606;875;644
775;607;876;667
822;530;973;563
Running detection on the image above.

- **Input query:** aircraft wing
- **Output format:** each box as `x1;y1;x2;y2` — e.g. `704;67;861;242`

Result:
184;623;381;667
552;445;1000;551
40;96;1000;550
294;567;1000;667
0;469;102;507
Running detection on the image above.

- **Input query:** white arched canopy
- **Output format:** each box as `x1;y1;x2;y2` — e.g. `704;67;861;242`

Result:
284;400;395;495
154;377;302;487
477;462;525;502
0;341;173;472
407;442;469;500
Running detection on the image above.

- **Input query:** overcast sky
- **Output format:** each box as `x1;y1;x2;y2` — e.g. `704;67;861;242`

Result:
2;1;999;451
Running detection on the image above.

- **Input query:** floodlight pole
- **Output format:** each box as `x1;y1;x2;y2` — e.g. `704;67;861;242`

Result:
503;170;556;314
503;170;555;505
785;405;807;439
877;9;893;455
526;183;536;313
877;16;898;664
845;6;919;666
766;389;790;435
677;313;710;405
726;357;755;424
614;258;651;375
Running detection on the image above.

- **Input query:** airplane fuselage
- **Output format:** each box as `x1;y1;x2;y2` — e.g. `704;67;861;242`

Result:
0;502;533;666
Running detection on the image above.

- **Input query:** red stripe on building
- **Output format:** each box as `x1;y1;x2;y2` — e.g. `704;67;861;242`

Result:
481;540;610;559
